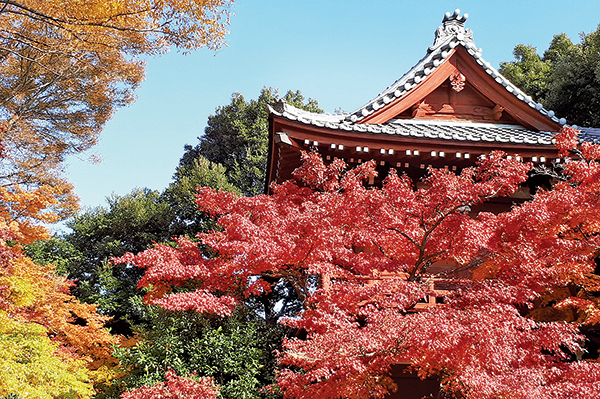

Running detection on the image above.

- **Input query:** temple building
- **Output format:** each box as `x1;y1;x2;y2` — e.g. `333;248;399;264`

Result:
266;10;600;398
267;10;598;208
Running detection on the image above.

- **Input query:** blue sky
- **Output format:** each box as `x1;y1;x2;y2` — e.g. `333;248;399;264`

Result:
65;0;600;211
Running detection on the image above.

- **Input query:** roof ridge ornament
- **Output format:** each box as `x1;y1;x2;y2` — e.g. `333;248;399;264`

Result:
429;9;474;52
271;99;286;114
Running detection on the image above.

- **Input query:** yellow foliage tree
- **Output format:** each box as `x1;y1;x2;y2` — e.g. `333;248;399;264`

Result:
0;314;94;399
0;185;119;397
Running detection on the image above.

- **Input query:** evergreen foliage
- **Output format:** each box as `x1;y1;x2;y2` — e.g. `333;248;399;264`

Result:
162;156;240;238
112;308;284;399
182;87;322;196
500;26;600;127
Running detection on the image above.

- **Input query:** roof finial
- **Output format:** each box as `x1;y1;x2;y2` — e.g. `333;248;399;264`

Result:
443;9;468;25
429;9;474;52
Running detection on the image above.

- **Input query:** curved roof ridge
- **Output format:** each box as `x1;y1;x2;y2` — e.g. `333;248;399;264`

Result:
347;10;567;127
268;100;350;124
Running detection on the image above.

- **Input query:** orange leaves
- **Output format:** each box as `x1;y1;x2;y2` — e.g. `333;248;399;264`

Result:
1;252;119;371
0;0;233;217
577;272;600;294
556;297;600;325
1;0;233;54
0;2;237;394
0;185;60;245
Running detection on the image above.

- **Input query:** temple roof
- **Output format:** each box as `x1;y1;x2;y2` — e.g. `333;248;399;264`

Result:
580;127;600;143
269;9;569;141
347;10;566;127
269;100;555;146
266;10;596;189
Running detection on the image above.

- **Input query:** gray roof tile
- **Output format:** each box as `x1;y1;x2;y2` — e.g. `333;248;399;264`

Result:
580;127;600;144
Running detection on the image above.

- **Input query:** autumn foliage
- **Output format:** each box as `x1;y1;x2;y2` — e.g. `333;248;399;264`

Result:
117;126;600;399
0;185;118;398
0;0;232;216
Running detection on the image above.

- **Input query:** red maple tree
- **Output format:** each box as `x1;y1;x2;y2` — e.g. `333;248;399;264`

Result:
120;369;218;399
117;127;600;398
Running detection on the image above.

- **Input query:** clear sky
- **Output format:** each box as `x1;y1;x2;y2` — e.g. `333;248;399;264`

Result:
64;0;600;211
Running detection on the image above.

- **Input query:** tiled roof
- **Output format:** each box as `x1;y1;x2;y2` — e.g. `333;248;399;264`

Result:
268;10;599;147
347;10;567;127
385;119;554;145
580;127;600;144
269;101;555;146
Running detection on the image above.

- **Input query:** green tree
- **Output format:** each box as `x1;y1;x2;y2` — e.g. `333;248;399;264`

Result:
184;87;322;196
25;235;85;276
112;308;284;399
162;156;240;238
26;160;240;332
67;188;174;321
500;26;600;127
27;188;174;333
498;44;552;101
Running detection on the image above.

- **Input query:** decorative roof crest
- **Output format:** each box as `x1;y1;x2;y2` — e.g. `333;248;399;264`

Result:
429;9;474;52
271;99;286;114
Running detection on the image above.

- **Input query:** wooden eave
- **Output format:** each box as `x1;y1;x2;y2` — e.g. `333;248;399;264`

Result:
358;47;562;132
267;113;559;187
271;114;556;154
